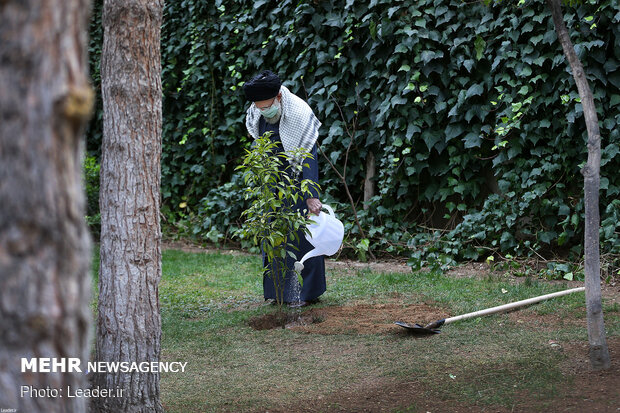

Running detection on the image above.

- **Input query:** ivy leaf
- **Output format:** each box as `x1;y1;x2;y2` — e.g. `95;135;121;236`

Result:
601;143;619;166
463;132;481;148
600;177;609;190
395;43;409;53
391;95;407;106
445;124;465;141
420;50;443;64
414;18;426;28
543;30;557;44
422;130;441;151
406;123;421;140
474;36;486;61
538;231;557;244
466;83;484;98
330;150;341;165
404;82;416;92
530;34;544;45
388;6;402;18
253;0;269;9
369;20;377;40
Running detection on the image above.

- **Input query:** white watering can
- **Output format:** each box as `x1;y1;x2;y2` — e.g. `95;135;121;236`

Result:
294;204;344;272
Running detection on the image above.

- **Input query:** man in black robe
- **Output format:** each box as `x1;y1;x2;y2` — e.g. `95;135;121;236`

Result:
243;70;325;307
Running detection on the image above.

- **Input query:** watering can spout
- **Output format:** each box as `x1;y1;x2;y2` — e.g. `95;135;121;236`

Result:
294;249;323;272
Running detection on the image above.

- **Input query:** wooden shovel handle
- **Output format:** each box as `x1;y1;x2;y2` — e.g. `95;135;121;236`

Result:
425;287;585;329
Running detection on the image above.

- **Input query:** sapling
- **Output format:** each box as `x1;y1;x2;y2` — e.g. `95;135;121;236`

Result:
237;133;319;311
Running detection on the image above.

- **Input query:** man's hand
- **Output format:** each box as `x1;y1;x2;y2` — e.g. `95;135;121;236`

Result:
306;198;322;215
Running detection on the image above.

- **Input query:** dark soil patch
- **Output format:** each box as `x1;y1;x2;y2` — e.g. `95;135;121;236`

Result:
248;302;449;334
290;302;449;335
248;310;322;330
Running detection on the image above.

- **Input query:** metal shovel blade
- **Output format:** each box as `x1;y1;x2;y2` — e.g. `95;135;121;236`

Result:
394;321;441;334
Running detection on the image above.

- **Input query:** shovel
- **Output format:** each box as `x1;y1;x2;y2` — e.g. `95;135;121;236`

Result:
395;286;585;334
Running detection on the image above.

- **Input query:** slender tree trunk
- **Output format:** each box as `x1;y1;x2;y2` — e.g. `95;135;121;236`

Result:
93;1;164;411
0;1;93;412
363;151;375;210
546;0;610;370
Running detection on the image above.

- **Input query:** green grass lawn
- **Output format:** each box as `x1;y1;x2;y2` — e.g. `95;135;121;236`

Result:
92;248;620;412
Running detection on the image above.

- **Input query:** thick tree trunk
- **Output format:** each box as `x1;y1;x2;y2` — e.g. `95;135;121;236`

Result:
0;1;93;412
93;1;164;412
546;0;610;370
363;151;375;210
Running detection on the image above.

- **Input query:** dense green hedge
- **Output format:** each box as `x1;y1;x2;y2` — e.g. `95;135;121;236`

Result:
87;0;620;272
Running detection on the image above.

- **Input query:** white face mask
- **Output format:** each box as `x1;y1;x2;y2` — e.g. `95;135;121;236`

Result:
259;100;280;119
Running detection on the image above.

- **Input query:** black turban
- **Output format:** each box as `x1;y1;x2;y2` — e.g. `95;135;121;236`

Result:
243;70;281;101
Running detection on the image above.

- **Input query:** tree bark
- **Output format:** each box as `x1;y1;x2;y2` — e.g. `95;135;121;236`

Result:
93;0;164;412
363;151;375;210
0;1;93;412
546;0;610;370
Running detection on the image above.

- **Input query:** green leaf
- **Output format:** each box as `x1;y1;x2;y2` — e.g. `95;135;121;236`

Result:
445;124;465;141
356;238;370;251
474;36;486;61
395;43;409;53
406;123;421;139
414;18;426;28
538;231;556;244
530;34;544;45
466;83;484;98
369;20;377;40
422;130;441;151
419;50;443;64
463;132;481;148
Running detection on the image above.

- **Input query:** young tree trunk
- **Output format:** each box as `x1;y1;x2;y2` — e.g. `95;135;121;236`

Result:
93;1;164;412
546;0;610;370
363;151;376;210
0;1;93;412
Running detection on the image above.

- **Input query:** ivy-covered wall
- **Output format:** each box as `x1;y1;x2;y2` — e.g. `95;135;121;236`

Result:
87;0;620;268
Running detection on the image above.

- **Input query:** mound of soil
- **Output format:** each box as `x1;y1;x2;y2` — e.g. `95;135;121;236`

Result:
248;310;322;330
248;302;449;334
